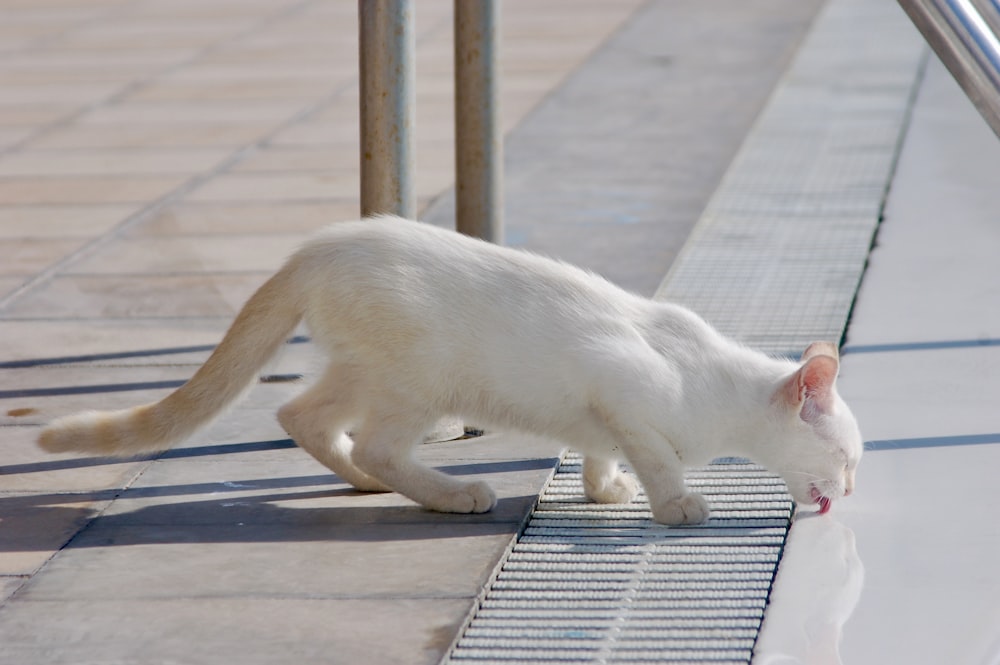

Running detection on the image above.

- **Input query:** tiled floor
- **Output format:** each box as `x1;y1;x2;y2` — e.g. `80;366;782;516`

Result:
1;0;644;315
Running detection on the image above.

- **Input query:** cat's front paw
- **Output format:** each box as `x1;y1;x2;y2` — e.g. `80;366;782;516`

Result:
428;480;497;514
584;469;640;504
650;493;710;525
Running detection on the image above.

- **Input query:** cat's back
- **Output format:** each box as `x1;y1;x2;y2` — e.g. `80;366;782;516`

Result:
297;216;511;272
295;216;633;307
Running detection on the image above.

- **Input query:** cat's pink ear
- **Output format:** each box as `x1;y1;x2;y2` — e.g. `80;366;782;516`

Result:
801;341;839;362
779;354;839;423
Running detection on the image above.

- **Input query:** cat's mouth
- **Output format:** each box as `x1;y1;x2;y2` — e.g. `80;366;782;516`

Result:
809;485;832;514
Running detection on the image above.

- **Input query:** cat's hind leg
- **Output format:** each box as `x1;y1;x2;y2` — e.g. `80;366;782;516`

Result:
582;455;640;504
277;364;390;492
351;407;497;514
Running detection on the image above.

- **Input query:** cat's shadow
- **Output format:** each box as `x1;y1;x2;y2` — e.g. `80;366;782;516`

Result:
0;488;538;551
0;454;554;551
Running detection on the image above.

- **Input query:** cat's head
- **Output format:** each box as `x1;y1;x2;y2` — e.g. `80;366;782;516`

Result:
767;342;863;514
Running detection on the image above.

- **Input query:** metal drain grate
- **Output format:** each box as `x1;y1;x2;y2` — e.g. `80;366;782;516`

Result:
449;454;792;664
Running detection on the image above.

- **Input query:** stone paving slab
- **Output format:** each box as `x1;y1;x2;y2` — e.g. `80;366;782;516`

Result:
0;597;471;665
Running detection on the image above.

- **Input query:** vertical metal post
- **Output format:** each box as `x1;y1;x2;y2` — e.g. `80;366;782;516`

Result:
454;0;503;242
359;0;416;219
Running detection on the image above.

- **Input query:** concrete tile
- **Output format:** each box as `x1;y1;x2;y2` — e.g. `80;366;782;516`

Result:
0;577;24;604
158;62;340;84
0;491;108;576
0;204;139;238
0;427;148;493
134;201;360;235
0;344;312;419
0;278;25;301
0;61;147;85
0;105;71;126
268;120;361;150
126;78;330;102
0;18;68;44
0;364;196;425
96;447;552;527
0;148;232;176
0;237;88;276
29;123;274;149
0;175;185;205
69;234;306;274
203;42;350;67
230;147;354;173
0;597;470;665
0;127;34;150
55;21;251;51
22;523;515;600
1;48;192;71
841;342;1000;444
79;100;304;125
2;273;266;319
508;218;688;297
125;0;301;19
0;82;124;105
0;318;231;365
187;172;360;202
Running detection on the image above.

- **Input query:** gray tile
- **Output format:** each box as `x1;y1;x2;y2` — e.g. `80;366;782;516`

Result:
68;234;306;275
0;597;470;665
0;577;25;604
94;440;554;527
0;426;147;493
20;523;515;601
0;492;109;576
3;274;268;320
0;319;231;366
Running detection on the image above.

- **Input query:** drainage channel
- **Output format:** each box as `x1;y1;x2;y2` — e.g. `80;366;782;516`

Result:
450;454;791;665
446;0;926;662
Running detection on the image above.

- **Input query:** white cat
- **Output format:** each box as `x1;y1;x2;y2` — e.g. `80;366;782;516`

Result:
38;217;863;525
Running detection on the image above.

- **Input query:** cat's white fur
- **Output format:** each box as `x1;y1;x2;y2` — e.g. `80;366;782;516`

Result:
38;217;863;524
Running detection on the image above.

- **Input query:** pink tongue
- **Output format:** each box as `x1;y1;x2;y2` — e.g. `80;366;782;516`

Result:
818;496;832;515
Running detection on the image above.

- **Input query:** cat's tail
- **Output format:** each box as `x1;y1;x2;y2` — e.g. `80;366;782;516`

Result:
38;261;305;457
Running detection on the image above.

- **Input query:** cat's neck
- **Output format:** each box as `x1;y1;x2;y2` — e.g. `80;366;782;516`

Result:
702;346;794;461
639;304;796;463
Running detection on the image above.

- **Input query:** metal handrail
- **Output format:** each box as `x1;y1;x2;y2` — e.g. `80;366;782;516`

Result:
899;0;1000;138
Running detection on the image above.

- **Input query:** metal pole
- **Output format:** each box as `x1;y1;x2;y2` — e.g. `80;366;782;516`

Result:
898;0;1000;138
454;0;503;242
359;0;416;219
971;0;1000;36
